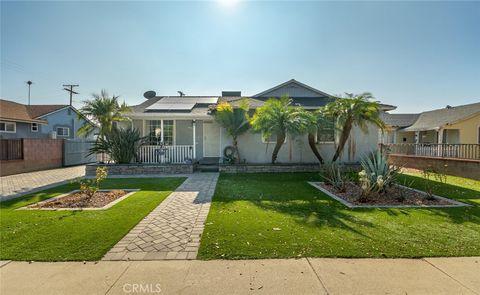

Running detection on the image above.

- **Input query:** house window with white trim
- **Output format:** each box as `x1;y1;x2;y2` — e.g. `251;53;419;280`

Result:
147;120;174;145
316;117;335;143
0;121;16;133
31;123;39;132
56;127;70;137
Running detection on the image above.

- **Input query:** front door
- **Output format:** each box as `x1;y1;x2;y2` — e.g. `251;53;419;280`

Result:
203;122;220;157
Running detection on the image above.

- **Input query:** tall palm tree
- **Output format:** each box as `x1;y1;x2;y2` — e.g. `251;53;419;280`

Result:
213;99;250;163
250;96;310;164
77;89;130;138
321;93;385;162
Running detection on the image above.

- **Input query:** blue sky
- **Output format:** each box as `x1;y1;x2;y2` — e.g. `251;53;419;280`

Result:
1;1;479;113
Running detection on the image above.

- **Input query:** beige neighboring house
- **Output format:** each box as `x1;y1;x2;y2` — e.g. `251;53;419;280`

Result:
381;102;480;145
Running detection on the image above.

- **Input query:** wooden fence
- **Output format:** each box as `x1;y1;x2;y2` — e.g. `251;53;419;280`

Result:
0;139;24;161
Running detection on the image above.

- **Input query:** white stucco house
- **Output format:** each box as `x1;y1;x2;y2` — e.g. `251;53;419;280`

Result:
123;79;394;165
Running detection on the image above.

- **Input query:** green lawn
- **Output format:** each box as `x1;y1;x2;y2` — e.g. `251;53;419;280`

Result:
0;177;185;261
198;173;480;259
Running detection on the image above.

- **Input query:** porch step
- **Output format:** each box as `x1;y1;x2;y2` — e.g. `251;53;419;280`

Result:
196;164;219;172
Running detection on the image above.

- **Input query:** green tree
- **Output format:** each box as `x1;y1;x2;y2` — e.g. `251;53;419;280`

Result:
213;99;250;163
250;96;310;164
77;90;130;138
304;110;334;164
322;93;385;162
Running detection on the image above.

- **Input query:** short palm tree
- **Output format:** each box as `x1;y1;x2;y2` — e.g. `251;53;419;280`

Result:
321;93;385;162
250;96;310;164
213;99;250;163
304;109;333;164
77;89;130;138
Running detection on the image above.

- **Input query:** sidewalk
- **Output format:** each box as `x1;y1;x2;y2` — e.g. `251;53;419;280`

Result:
1;257;478;294
0;165;86;201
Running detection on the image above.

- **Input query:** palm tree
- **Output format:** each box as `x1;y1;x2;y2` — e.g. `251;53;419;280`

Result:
304;109;332;164
77;89;130;138
321;93;385;162
213;99;250;163
250;96;310;164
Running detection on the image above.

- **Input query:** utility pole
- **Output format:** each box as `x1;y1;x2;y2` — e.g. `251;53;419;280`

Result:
26;81;33;105
63;84;79;106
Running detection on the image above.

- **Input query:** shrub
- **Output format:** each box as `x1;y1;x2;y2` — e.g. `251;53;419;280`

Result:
75;166;108;199
89;127;146;164
320;163;349;192
358;150;400;199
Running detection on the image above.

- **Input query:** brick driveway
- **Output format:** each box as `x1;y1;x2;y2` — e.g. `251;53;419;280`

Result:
103;172;219;261
0;166;86;201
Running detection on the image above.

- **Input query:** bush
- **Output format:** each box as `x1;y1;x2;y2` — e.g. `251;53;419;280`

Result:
74;166;108;199
358;150;400;199
89;127;146;164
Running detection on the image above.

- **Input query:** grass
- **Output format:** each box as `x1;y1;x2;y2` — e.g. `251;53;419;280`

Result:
198;172;480;259
0;177;185;261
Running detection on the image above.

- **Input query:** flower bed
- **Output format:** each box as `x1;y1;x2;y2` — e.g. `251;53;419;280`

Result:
309;182;468;208
18;189;139;211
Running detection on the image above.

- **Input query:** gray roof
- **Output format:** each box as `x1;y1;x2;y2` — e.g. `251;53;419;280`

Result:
403;102;480;132
381;113;420;128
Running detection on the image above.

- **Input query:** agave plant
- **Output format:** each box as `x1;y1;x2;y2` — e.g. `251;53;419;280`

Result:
89;127;146;164
358;150;400;197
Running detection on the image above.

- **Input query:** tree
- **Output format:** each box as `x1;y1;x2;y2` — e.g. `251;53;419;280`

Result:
250;96;310;164
77;89;130;138
321;93;385;162
213;99;250;163
304;110;333;164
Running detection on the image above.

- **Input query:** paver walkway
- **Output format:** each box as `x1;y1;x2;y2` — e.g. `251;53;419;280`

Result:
0;165;86;201
103;172;219;261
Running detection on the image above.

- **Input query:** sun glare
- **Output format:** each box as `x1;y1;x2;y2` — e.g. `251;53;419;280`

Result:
218;0;239;7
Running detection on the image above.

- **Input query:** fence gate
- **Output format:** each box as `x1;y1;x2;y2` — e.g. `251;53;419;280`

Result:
63;139;96;166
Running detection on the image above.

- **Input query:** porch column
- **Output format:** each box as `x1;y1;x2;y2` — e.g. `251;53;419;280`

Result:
142;120;146;137
437;128;444;157
415;131;420;144
192;120;196;160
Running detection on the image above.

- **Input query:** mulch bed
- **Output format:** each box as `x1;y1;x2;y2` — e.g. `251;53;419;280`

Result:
319;183;451;206
31;190;128;209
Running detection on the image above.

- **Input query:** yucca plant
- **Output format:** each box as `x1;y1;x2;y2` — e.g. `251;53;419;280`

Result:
89;127;146;164
358;150;400;198
320;162;349;192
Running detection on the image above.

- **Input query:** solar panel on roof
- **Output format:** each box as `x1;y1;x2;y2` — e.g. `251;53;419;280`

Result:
146;102;195;111
160;97;218;104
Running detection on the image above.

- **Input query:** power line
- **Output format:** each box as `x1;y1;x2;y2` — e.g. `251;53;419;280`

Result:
63;84;79;106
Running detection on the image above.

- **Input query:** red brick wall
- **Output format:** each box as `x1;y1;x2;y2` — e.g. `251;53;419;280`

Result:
0;139;64;176
388;154;480;180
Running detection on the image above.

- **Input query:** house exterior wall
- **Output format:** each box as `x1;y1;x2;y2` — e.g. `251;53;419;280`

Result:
218;122;379;164
444;113;480;144
396;131;416;143
0;107;94;140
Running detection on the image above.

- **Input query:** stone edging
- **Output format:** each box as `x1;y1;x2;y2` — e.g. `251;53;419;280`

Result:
16;189;140;211
308;182;470;208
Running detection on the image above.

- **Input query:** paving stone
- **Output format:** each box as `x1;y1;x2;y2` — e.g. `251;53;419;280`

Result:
103;173;218;261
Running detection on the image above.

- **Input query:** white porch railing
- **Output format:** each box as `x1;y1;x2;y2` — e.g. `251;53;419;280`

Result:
137;145;194;164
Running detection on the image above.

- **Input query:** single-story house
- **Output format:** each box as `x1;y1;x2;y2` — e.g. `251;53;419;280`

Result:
123;79;393;164
0;99;96;140
381;102;480;145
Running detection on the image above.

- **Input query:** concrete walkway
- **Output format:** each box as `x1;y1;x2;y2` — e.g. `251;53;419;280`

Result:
0;165;86;201
1;257;478;294
103;173;219;261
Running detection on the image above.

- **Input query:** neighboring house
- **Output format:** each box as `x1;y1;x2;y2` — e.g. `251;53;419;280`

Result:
381;102;480;145
124;79;393;164
0;99;96;140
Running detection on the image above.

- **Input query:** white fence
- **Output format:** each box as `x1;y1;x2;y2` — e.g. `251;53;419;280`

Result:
137;145;194;164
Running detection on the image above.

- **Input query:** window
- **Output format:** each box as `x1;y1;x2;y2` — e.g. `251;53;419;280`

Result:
316;118;335;143
147;120;174;145
261;133;287;144
56;127;70;137
0;121;16;133
31;123;38;132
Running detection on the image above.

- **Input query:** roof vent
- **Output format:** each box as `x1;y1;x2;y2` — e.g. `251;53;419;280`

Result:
222;91;241;97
